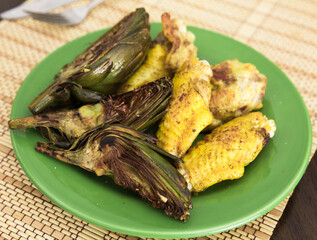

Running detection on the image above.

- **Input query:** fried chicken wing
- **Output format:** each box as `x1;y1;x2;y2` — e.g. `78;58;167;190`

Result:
161;12;197;72
156;58;214;157
180;112;276;192
208;59;267;128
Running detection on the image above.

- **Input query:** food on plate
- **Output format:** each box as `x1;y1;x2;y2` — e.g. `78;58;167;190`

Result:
35;124;192;221
118;12;197;93
207;59;267;129
9;78;172;147
156;58;214;157
29;8;151;114
179;112;276;192
161;12;197;72
118;33;172;93
10;7;278;221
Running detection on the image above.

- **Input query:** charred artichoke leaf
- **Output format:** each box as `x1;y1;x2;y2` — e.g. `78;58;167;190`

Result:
9;77;173;146
69;58;113;87
29;8;150;114
29;62;112;114
35;124;192;221
118;77;172;131
70;84;107;104
56;7;150;81
85;29;151;94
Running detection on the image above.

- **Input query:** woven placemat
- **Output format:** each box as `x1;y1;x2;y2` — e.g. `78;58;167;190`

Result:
0;0;316;239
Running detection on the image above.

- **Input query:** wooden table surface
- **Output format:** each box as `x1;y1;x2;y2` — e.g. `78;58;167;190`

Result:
1;1;316;239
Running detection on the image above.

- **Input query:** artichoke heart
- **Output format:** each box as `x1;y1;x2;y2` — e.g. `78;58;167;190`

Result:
29;8;151;114
35;124;192;221
9;77;172;147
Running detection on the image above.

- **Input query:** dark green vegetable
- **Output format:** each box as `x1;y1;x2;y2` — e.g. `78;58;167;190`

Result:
9;77;172;147
29;8;151;114
35;124;192;221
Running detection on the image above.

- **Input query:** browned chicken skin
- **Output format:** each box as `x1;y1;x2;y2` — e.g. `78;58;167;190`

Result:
161;12;197;72
180;112;276;192
208;59;267;128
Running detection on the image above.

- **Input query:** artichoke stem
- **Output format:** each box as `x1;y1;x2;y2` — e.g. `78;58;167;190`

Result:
9;115;45;130
28;80;67;114
36;142;82;166
36;142;68;161
29;88;56;114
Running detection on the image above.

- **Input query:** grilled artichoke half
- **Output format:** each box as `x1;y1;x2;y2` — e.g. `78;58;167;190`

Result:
36;124;192;221
29;8;151;114
9;77;172;147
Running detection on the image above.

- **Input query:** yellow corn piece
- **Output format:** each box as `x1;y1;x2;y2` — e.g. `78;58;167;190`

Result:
180;112;276;192
156;58;213;157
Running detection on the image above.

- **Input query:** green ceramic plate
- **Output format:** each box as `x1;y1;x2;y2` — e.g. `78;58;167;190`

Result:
10;23;312;238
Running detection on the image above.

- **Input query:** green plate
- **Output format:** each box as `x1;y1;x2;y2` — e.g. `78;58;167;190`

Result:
10;23;312;238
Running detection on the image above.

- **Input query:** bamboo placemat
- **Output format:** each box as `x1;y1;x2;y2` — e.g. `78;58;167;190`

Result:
0;0;316;239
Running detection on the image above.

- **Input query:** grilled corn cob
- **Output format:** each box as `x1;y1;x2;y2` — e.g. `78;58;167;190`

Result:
156;58;214;157
180;112;276;192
